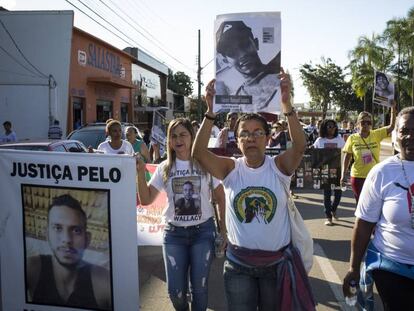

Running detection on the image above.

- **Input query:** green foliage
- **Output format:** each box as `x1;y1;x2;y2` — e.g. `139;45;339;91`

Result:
168;69;194;96
300;58;359;118
347;7;414;110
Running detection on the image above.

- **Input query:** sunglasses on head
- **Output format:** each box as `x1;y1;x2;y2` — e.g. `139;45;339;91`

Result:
360;121;372;126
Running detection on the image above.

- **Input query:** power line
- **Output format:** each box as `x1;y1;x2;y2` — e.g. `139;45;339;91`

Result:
0;45;47;79
97;0;193;72
0;68;46;79
0;19;48;79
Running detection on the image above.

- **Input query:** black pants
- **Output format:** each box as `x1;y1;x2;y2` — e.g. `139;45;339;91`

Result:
372;269;414;311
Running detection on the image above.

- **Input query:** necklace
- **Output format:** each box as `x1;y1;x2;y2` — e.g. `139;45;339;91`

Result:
399;155;414;228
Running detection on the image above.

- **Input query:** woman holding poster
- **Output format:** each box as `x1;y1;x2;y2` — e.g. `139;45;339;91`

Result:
341;103;396;204
136;118;226;311
192;70;315;310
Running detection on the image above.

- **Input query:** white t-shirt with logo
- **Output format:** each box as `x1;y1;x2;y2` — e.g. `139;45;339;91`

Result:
222;155;291;251
150;159;219;226
313;136;345;149
97;140;134;155
356;155;414;265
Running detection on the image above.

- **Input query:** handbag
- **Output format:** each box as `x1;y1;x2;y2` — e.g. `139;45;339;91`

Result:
280;179;314;273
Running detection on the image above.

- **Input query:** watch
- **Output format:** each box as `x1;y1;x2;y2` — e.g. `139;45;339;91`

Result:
204;113;216;121
283;107;296;117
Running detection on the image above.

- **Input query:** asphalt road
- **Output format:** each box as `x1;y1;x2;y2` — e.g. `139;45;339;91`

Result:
137;141;393;310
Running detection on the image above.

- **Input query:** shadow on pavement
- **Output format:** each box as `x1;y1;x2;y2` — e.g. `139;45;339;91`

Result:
313;238;350;263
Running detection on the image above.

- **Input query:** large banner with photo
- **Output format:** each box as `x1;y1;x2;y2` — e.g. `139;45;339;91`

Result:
291;149;342;190
211;147;342;190
0;150;139;311
214;12;281;114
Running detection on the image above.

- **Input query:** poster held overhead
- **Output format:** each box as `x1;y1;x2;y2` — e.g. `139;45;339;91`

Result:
373;71;394;107
214;12;281;114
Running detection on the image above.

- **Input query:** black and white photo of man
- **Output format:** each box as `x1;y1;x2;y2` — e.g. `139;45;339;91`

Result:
174;181;201;216
214;12;281;113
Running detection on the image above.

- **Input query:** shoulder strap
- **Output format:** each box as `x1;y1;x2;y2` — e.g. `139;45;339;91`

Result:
360;134;379;163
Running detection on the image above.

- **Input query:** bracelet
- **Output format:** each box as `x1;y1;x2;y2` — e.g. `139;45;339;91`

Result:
283;107;296;117
204;113;216;121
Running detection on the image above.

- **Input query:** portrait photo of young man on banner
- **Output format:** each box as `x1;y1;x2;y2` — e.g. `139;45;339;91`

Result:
0;149;139;311
214;12;281;114
23;185;112;310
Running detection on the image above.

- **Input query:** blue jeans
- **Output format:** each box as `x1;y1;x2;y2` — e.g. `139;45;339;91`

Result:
223;259;279;311
162;218;215;311
323;188;341;219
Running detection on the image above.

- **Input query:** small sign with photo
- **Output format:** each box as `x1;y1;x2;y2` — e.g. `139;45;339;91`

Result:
373;71;394;107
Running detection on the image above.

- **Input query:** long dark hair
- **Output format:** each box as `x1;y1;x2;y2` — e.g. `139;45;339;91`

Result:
162;118;201;183
319;119;338;138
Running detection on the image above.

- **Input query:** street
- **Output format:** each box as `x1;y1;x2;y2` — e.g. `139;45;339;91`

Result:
137;141;392;311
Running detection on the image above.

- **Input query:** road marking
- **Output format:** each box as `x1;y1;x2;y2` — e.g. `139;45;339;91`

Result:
314;242;353;311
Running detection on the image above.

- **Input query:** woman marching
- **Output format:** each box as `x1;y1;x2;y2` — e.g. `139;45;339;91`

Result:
341;104;396;204
192;69;315;311
136;118;225;311
343;107;414;310
313;119;345;226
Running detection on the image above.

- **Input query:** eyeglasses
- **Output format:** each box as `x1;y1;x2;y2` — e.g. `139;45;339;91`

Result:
238;130;266;140
360;121;372;126
327;125;337;129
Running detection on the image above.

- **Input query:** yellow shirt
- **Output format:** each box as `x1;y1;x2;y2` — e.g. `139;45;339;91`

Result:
343;127;389;178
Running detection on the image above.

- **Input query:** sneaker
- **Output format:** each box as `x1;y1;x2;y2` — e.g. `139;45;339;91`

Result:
324;219;333;226
332;212;339;221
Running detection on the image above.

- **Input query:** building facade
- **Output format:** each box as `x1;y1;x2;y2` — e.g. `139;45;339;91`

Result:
68;28;135;132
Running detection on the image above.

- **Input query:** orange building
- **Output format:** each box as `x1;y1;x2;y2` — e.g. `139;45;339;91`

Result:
67;27;135;132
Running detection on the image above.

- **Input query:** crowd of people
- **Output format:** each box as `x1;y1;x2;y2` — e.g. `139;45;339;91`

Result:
2;71;412;311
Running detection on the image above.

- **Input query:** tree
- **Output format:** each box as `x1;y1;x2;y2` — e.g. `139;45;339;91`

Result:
168;69;193;96
347;34;393;111
300;58;346;119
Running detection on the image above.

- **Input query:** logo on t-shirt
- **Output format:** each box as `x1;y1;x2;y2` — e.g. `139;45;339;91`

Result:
233;187;277;224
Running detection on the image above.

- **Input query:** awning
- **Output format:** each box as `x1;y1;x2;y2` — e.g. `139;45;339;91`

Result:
87;77;135;89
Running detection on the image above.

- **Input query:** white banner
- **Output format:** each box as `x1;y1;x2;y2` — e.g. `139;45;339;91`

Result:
214;12;281;114
0;150;139;311
137;164;166;246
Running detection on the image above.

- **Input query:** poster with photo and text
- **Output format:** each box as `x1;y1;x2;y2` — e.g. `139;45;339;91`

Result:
0;150;139;311
214;12;281;114
373;70;394;107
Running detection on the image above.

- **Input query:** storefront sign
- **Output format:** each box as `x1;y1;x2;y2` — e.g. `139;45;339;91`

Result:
87;43;123;77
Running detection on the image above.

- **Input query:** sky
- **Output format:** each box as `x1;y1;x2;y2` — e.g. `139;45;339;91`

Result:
1;0;413;103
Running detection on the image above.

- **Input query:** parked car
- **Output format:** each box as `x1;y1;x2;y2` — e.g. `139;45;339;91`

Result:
67;122;138;149
0;139;88;152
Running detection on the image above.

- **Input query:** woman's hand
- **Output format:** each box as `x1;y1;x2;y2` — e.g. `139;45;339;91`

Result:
342;270;360;298
205;79;216;115
279;67;292;106
135;153;146;173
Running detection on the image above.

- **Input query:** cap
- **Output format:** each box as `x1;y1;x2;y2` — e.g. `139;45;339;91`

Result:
216;21;254;56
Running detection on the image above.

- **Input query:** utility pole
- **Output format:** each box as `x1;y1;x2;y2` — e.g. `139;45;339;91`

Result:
197;29;202;122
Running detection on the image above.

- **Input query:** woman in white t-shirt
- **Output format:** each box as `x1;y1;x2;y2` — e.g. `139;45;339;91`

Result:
136;118;225;311
97;120;134;155
343;107;414;310
313;119;345;226
193;72;315;310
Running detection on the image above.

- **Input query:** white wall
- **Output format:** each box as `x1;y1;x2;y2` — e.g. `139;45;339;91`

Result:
0;10;73;139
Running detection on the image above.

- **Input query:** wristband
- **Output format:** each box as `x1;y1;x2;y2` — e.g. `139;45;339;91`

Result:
283;107;296;117
204;113;216;121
